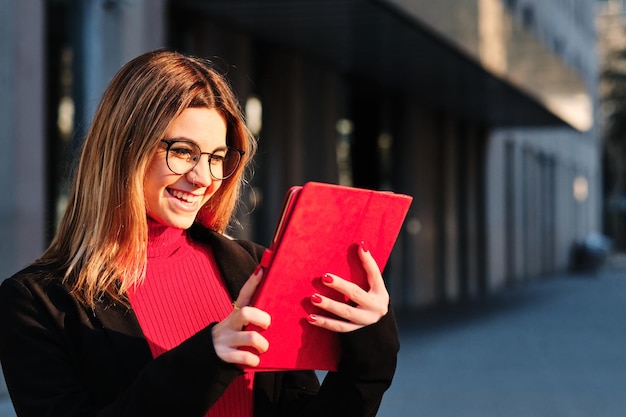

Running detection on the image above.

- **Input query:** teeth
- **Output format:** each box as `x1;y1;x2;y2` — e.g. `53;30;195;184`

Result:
170;189;200;203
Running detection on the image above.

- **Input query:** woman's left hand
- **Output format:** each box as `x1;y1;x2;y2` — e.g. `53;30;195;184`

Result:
307;242;390;333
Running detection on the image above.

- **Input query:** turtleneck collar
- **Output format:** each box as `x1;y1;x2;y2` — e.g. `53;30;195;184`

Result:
147;217;188;259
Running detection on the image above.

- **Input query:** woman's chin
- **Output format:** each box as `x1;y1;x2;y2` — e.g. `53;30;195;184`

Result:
149;212;196;230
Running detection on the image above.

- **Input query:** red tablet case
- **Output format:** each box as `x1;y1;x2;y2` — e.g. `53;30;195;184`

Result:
245;182;412;371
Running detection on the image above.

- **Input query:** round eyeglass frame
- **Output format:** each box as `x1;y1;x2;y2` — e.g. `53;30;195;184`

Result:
161;139;245;180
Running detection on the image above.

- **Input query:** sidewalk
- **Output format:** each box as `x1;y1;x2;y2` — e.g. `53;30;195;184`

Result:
1;260;625;416
377;259;626;417
0;365;14;417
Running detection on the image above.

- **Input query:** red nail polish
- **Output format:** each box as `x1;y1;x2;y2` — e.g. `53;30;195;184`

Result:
322;273;333;284
253;264;263;276
306;314;317;323
311;294;322;304
360;240;369;253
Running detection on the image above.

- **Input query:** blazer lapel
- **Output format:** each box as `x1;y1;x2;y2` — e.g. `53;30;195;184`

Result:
93;299;153;377
89;226;263;377
190;226;264;299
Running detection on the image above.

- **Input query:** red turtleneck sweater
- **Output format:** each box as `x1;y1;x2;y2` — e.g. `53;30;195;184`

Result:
128;220;253;417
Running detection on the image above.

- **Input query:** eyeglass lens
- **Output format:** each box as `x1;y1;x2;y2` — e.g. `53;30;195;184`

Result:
165;141;241;180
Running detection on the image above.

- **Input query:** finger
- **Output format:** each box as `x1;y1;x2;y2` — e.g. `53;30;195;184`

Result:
316;271;388;323
212;327;269;365
320;273;372;308
216;347;262;367
358;241;386;293
310;292;376;325
229;330;270;354
236;266;264;307
306;313;363;333
212;307;270;349
235;306;271;330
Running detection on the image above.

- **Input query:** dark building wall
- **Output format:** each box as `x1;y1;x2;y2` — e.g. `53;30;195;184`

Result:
23;0;600;310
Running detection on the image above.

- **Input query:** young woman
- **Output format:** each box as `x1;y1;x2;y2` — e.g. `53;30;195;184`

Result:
0;49;399;417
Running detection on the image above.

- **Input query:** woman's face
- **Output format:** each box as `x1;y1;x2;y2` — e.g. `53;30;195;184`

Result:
144;107;227;229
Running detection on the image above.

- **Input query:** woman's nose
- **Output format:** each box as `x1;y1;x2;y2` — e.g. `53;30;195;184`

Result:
186;156;214;187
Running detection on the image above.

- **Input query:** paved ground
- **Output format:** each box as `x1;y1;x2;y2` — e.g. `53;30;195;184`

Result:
1;260;625;417
0;366;13;417
377;260;626;417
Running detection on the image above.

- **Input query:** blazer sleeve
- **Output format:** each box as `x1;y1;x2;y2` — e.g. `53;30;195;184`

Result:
0;272;243;417
321;309;399;416
269;309;399;417
212;232;400;417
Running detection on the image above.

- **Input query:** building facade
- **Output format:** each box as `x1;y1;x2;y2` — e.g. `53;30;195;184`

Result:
1;0;600;311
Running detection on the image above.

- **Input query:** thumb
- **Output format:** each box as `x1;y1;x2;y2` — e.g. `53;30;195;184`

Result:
236;266;264;307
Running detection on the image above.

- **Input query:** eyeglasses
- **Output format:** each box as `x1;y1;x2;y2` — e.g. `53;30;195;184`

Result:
161;139;245;180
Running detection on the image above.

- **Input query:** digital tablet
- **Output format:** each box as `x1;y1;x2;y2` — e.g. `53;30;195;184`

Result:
245;181;412;371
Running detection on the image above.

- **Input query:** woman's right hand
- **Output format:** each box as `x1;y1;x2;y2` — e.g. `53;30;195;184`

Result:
211;266;271;367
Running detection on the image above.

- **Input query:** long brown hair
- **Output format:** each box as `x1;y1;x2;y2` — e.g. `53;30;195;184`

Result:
38;49;256;307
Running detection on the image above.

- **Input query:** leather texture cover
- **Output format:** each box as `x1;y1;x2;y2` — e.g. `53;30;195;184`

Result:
245;182;412;371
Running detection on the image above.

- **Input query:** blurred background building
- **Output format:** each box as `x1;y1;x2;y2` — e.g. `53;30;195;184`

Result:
1;0;614;412
0;0;602;311
598;0;626;249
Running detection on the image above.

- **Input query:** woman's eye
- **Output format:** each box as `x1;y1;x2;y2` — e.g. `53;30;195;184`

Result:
171;146;195;158
210;154;225;164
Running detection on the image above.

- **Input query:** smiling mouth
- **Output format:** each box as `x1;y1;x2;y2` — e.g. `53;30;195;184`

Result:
167;188;202;204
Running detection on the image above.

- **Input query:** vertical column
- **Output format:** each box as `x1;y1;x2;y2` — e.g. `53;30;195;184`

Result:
72;0;166;147
394;101;439;308
504;139;516;283
0;0;45;280
441;117;460;301
0;1;44;410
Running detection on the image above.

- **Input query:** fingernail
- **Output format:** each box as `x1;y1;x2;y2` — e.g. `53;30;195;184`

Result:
306;314;317;323
253;264;264;276
311;293;322;304
322;273;333;284
360;240;369;253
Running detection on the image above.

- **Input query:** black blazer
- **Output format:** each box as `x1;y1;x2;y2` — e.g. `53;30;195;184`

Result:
0;225;399;417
